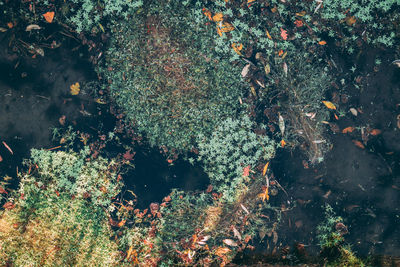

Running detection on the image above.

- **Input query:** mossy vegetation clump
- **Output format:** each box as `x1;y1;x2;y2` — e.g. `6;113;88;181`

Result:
98;1;245;153
0;149;122;266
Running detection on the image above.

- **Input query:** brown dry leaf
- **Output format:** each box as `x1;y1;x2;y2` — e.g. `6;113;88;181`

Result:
346;16;356;26
369;129;382;136
241;64;250;77
212;13;224;22
342;127;355;133
262;162;270;176
214;247;231;257
352;140;365;149
43;11;55;23
223;239;238;247
70;82;80;95
322;100;336;110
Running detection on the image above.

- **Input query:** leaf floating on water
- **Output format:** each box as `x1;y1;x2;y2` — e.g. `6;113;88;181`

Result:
349;108;358;116
322;100;336;110
262;162;269;176
278;113;285;136
70;82;80;95
2;141;13;155
352;140;365;149
43;11;55;23
25;24;41;31
369;129;382;136
223;239;238;247
342;127;355;133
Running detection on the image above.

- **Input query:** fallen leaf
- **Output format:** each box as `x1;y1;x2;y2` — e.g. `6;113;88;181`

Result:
271;6;278;13
262;162;269;176
232;43;243;55
3;202;15;210
232;226;242;241
392;60;400;68
241;64;250;77
117;220;126;227
240;204;250;214
70;82;80;95
295;11;306;16
318;40;327;45
2;141;13;155
202;8;212;20
278;113;285;136
25;24;41;31
349;108;358;116
43;11;55;23
0;187;7;194
219;22;234;33
250;86;257;97
352;140;365;149
216;26;222;36
258;187;270;201
7;22;13;29
294;20;303;27
280;28;288;40
247;0;256;3
266;29;272;40
345;16;356;26
223;239;238;247
214;247;231;257
0;27;7;32
212;13;223;22
0;155;2;162
283;62;288;76
280;139;286;147
369;129;382;136
242;165;251;177
342;127;355;133
322;100;336;110
264;63;271;75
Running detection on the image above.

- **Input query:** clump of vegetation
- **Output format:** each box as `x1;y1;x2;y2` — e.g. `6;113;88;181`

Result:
98;0;245;154
196;114;276;201
317;204;365;267
0;148;123;265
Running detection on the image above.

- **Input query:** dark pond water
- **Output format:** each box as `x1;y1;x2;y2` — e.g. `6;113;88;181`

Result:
0;27;399;265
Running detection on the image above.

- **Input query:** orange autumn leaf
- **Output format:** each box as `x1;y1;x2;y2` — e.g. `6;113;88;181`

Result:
212;13;223;22
278;49;284;56
216;26;223;36
342;127;355;133
43;11;55;23
70;82;80;95
258;187;270;202
219;22;234;32
334;114;339;120
352;140;365;149
117;220;126;227
280;139;286;147
280;28;288;40
262;162;269;176
202;8;212;20
369;129;382;135
232;43;243;55
294;20;303;27
214;247;231;257
7;22;13;29
266;29;272;40
318;40;327;45
322;100;336;110
346;16;356;26
247;0;256;3
295;11;306;16
242;165;251;177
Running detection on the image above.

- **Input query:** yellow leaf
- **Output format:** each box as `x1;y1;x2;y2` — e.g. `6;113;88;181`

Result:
266;30;272;40
322;100;336;110
216;26;223;36
264;63;271;75
212;13;223;22
247;0;256;3
232;43;243;55
295;11;306;16
250;86;257;97
262;162;269;176
70;82;80;95
258;187;269;202
214;247;231;257
95;98;106;104
219;22;234;33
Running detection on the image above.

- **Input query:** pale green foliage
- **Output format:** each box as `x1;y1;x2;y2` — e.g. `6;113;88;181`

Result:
26;148;122;209
197;115;276;201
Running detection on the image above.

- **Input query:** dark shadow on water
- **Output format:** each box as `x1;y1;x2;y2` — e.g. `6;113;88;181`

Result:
122;148;209;209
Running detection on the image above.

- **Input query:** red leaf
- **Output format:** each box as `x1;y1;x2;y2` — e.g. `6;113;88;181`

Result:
280;28;288;40
3;202;15;210
242;165;251;177
0;187;7;194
